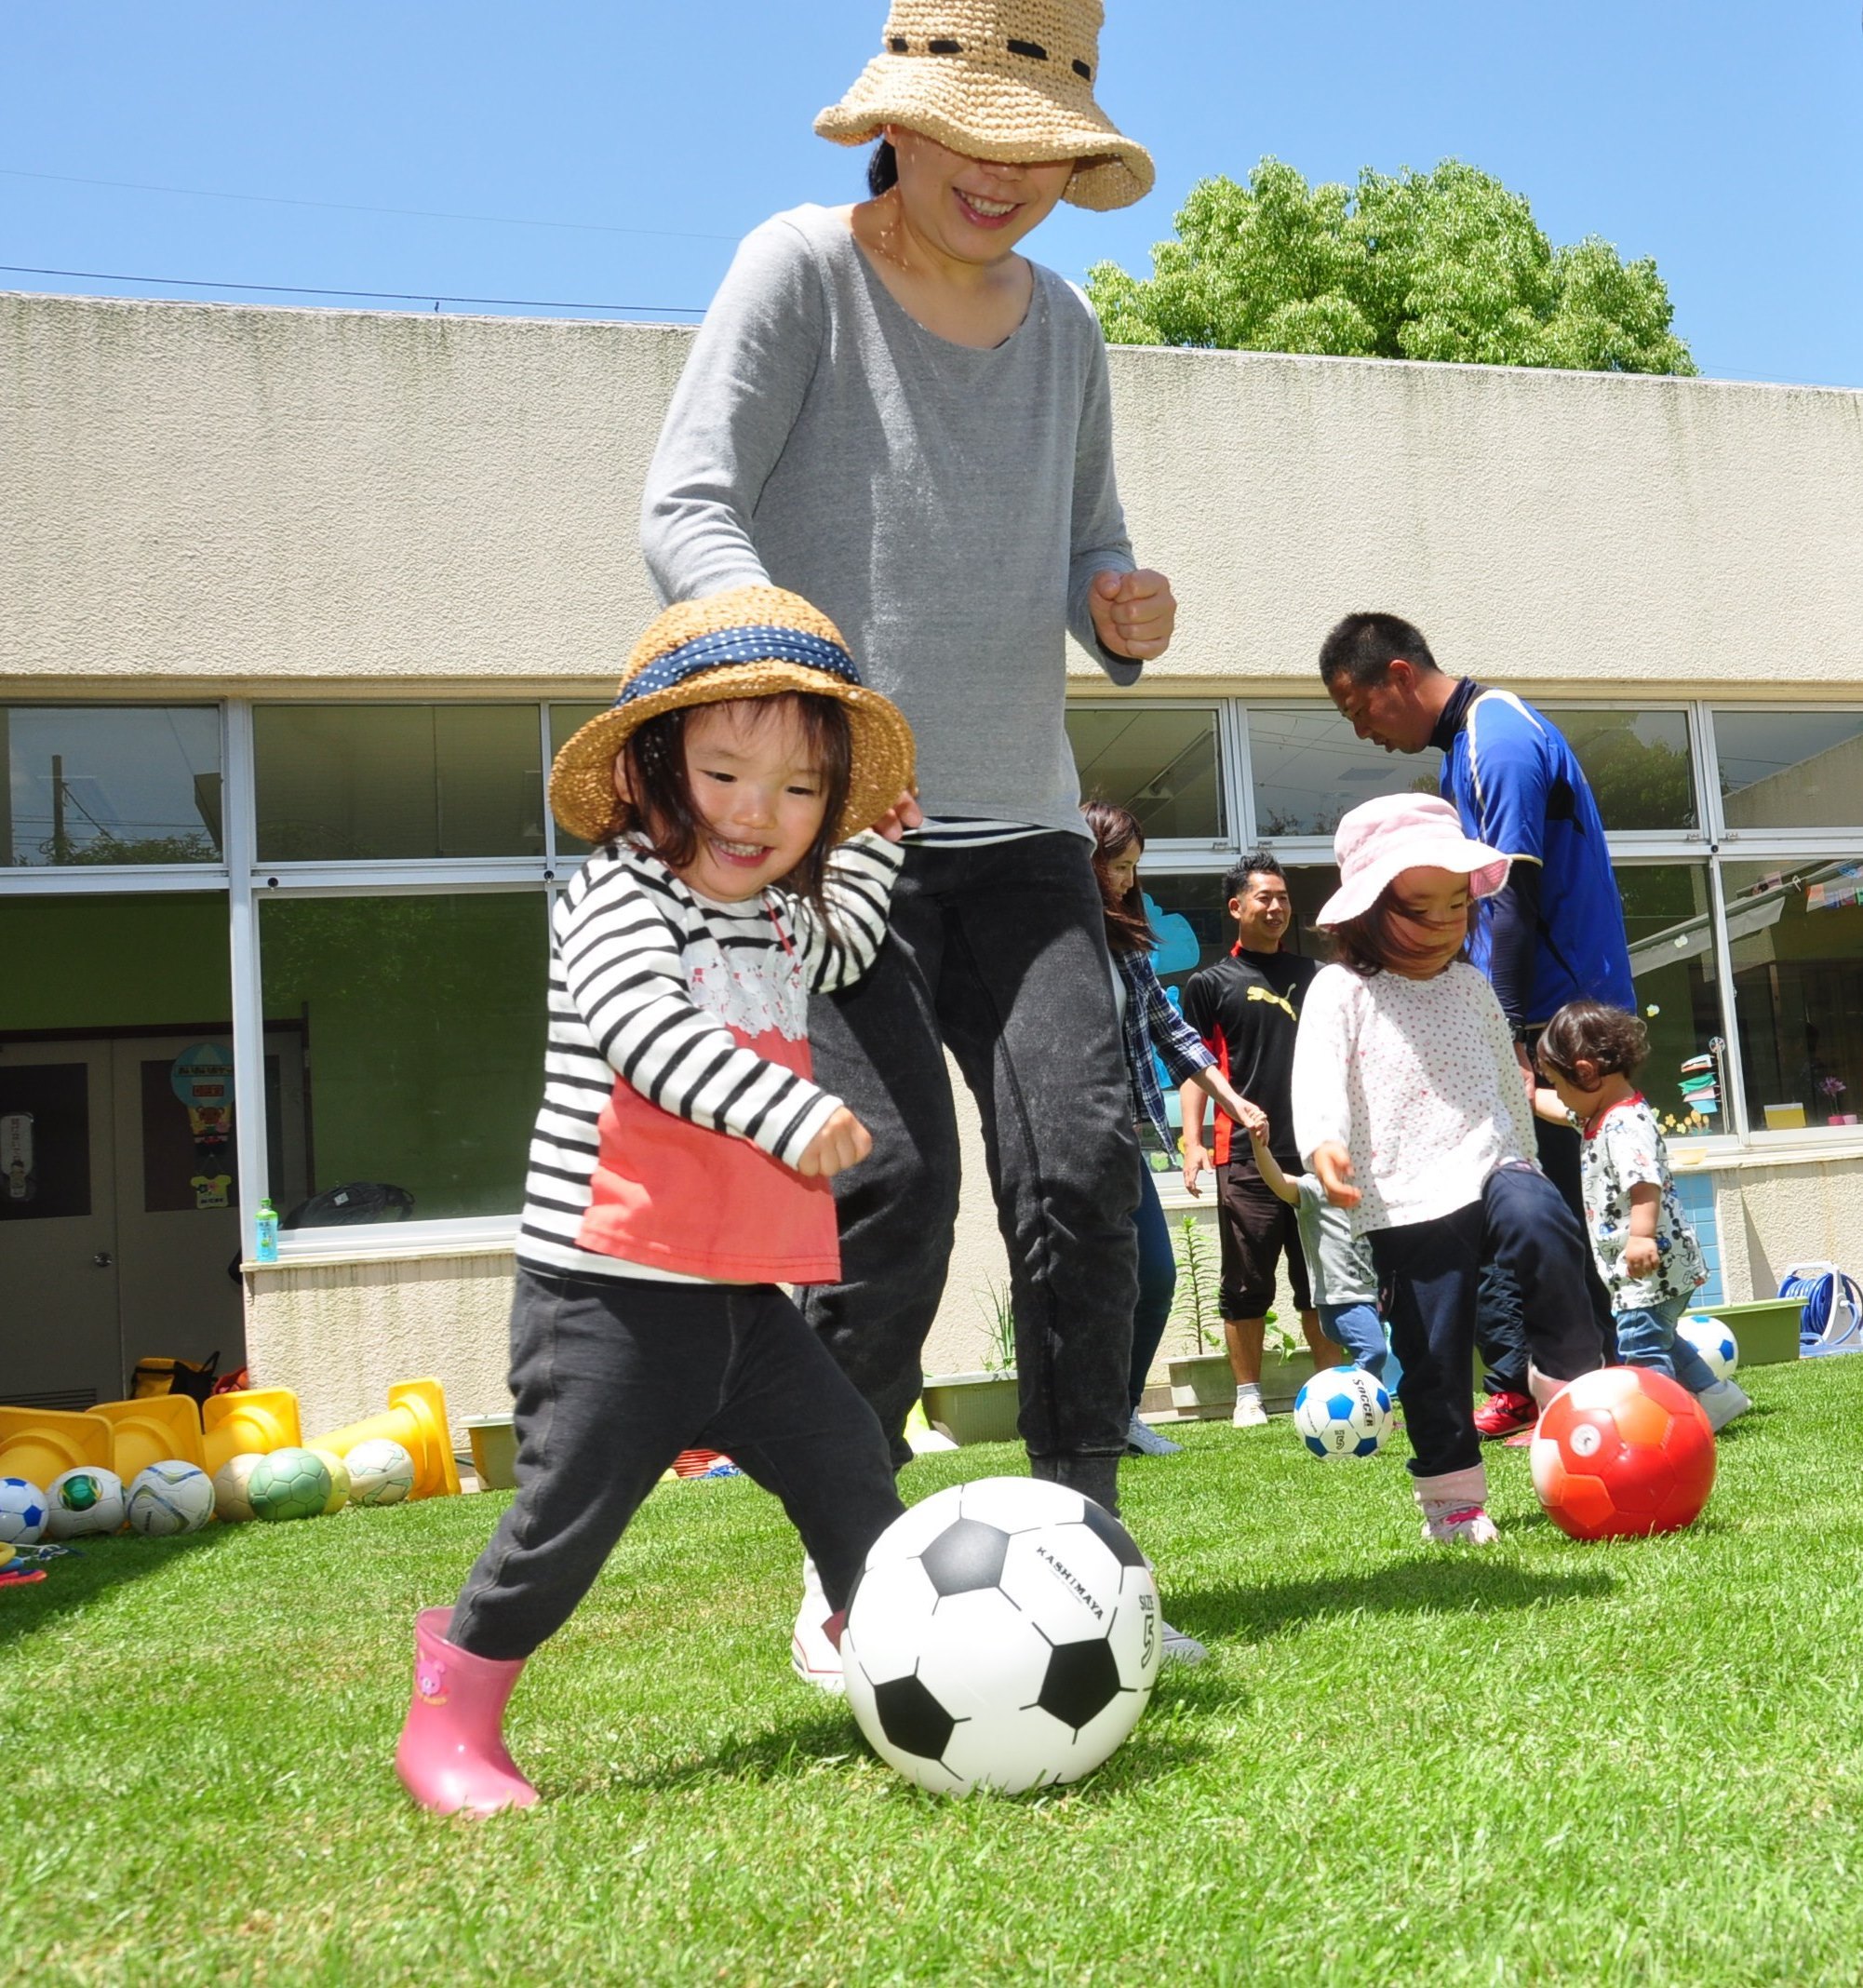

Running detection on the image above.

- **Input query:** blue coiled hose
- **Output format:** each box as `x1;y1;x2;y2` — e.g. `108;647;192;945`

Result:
1778;1262;1863;1355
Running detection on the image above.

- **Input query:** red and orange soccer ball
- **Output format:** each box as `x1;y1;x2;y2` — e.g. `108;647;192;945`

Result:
1530;1367;1716;1541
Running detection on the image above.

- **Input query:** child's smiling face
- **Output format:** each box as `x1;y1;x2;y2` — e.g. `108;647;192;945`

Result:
618;698;832;903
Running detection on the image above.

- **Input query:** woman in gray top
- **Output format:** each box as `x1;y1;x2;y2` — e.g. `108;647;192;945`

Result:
640;0;1187;1679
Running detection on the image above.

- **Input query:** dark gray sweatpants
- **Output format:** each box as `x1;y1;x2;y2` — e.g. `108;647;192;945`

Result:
449;1268;905;1662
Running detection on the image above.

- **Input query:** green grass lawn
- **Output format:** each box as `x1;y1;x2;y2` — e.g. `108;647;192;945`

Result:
7;1357;1863;1986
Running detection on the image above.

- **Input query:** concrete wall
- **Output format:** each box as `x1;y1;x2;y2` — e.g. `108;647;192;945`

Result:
8;290;1863;1429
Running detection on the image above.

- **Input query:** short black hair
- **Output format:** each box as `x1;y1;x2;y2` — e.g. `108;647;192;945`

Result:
867;140;897;197
1223;847;1286;901
1537;1001;1650;1081
1318;611;1441;690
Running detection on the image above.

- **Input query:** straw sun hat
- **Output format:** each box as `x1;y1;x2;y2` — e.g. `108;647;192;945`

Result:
548;588;917;849
815;0;1154;212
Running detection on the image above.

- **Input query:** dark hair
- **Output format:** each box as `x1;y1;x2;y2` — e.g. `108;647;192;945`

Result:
618;693;852;913
867;140;898;196
1317;611;1441;690
1222;847;1287;903
1083;800;1153;954
1328;878;1471;980
1537;1001;1649;1082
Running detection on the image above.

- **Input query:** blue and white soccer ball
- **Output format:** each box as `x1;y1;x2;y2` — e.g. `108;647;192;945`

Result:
1292;1365;1394;1459
1678;1314;1738;1384
0;1477;49;1546
126;1460;216;1537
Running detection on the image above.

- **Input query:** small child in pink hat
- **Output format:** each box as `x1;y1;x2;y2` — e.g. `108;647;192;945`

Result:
1291;794;1604;1544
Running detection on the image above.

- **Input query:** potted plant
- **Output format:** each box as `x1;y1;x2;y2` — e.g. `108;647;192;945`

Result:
920;1279;1023;1445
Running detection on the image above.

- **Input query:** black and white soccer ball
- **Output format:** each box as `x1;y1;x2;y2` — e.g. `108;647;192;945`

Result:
840;1477;1160;1795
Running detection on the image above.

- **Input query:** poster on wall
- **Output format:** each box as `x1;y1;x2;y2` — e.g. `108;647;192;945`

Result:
1;1111;34;1203
170;1042;235;1210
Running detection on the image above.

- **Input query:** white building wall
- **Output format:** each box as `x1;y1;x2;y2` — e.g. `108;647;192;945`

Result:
7;291;1863;1428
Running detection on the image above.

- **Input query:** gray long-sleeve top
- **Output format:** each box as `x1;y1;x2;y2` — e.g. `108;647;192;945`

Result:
640;203;1138;839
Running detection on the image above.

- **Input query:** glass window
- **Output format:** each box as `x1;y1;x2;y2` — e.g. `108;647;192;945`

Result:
1616;865;1727;1137
1555;708;1696;832
1715;711;1863;834
1066;706;1224;840
1722;859;1863;1134
254;706;545;862
1;706;221;866
1246;709;1432;840
259;893;548;1219
548;705;609;858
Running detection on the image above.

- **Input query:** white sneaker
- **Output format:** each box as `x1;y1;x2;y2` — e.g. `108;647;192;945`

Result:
1160;1619;1208;1664
1699;1378;1752;1432
1230;1392;1268;1429
1419;1501;1500;1546
789;1556;845;1694
1126;1412;1184;1457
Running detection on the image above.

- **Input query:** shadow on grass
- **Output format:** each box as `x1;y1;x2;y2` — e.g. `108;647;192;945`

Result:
0;1526;234;1647
1167;1554;1617;1646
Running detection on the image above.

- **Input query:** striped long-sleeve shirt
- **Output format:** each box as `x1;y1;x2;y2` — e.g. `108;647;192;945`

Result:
516;831;902;1283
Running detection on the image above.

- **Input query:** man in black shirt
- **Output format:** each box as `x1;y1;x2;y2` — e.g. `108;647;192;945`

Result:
1180;851;1343;1426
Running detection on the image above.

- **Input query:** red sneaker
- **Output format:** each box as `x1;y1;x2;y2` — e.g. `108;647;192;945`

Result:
1471;1390;1535;1440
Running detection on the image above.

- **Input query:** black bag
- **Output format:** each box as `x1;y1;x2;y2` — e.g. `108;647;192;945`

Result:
129;1350;221;1407
282;1182;417;1229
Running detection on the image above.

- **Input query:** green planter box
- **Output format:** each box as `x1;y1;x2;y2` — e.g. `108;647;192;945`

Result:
461;1414;516;1491
920;1372;1021;1446
1166;1350;1317;1419
1687;1296;1803;1367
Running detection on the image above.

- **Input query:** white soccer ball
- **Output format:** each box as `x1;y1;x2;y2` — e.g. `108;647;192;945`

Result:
343;1438;415;1507
0;1477;50;1546
45;1466;127;1538
126;1460;216;1537
840;1477;1159;1796
212;1453;266;1524
1678;1314;1738;1384
1292;1364;1394;1460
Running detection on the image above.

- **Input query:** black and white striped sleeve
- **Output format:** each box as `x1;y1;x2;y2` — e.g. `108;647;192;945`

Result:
784;831;903;993
556;865;841;1167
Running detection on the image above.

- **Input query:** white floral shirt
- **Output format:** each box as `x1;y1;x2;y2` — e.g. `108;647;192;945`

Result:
1579;1094;1708;1310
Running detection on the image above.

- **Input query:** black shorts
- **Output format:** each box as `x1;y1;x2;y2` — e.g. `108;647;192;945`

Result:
1214;1162;1312;1320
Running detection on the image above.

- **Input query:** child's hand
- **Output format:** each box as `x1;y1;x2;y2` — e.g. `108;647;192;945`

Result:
1237;1100;1269;1141
797;1107;872;1179
1623;1234;1660;1279
871;791;924;843
1090;569;1176;662
1311;1142;1360;1210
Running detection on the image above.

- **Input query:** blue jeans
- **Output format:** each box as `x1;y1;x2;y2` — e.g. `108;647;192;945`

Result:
1615;1294;1719;1395
1130;1161;1177;1412
1320;1300;1399;1392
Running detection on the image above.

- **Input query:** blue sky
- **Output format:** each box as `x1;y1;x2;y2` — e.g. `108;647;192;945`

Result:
7;2;1861;386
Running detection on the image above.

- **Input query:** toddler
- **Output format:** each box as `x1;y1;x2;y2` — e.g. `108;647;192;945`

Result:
395;586;919;1815
1534;1001;1750;1430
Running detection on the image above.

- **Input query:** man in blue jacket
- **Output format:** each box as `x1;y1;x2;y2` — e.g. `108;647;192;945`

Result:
1319;611;1630;1433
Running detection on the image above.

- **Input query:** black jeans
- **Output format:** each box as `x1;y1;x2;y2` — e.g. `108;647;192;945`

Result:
449;1269;904;1661
799;836;1141;1503
1476;1114;1615;1392
1372;1164;1605;1481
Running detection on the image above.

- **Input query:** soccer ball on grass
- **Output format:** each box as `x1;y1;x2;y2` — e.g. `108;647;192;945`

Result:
1530;1367;1714;1541
1677;1314;1738;1383
126;1460;215;1537
343;1438;415;1506
248;1447;332;1523
45;1466;127;1538
1292;1365;1393;1459
0;1477;50;1546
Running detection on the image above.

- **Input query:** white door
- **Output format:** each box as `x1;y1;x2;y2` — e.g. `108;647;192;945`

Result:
0;1039;122;1405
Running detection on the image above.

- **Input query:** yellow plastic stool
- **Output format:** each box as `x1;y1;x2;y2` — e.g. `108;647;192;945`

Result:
0;1405;115;1490
202;1388;302;1476
92;1393;207;1481
306;1378;461;1501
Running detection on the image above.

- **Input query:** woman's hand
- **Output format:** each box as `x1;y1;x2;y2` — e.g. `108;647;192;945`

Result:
871;791;924;842
797;1107;872;1179
1091;569;1176;662
1311;1142;1361;1210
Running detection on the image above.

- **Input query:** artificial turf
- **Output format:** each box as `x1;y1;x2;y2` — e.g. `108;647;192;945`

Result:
6;1355;1862;1986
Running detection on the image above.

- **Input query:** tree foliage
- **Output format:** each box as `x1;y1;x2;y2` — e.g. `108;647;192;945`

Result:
1087;158;1695;375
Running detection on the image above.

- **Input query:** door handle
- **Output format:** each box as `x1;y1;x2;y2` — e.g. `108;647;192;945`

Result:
92;1251;113;1268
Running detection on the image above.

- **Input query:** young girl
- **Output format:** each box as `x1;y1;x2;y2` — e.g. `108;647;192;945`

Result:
1292;794;1604;1544
1084;801;1270;1457
395;587;919;1816
1534;1000;1751;1431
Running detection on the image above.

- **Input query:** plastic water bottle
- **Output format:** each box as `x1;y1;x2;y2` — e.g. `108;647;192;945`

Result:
254;1197;280;1264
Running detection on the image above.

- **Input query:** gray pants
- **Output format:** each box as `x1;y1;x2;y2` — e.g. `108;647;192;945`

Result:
449;1268;905;1662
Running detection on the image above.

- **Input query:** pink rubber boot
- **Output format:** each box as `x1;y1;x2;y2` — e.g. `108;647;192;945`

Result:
395;1607;539;1817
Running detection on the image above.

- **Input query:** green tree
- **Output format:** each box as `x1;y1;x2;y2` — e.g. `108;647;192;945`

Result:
1088;157;1695;375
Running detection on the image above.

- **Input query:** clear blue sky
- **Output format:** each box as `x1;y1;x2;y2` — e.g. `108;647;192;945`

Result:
7;2;1861;387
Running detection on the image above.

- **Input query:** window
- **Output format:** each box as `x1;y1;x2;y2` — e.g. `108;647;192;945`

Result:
1554;708;1695;833
2;706;221;866
1066;705;1224;841
254;705;545;862
548;704;610;858
1715;711;1863;834
1245;708;1428;840
1617;865;1727;1135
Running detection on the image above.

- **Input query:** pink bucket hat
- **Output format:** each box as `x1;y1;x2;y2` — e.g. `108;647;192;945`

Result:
1315;793;1511;930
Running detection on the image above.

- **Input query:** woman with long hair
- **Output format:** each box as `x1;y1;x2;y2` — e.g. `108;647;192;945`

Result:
1084;801;1268;1455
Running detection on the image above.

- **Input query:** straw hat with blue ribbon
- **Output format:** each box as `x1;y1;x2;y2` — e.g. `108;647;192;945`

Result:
549;586;917;848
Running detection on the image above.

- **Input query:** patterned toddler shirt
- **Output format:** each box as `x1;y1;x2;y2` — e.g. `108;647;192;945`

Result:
1579;1094;1708;1310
